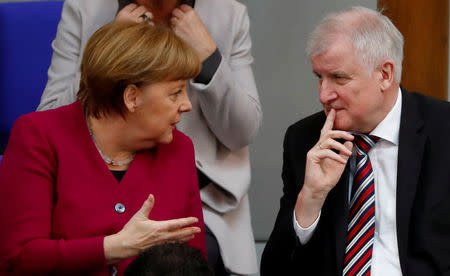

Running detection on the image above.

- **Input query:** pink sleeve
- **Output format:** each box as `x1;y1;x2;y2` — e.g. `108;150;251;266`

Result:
183;139;207;258
0;115;106;275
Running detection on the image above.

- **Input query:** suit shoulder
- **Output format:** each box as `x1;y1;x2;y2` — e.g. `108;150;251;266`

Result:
407;92;450;125
283;111;325;152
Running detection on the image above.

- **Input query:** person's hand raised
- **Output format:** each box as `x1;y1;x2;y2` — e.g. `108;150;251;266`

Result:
303;109;354;198
171;5;216;63
115;3;153;24
295;109;353;227
104;194;200;264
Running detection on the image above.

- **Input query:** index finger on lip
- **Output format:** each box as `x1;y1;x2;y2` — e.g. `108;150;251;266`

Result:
322;108;335;133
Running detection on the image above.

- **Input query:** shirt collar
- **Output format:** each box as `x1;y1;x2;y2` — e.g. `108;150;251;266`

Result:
118;0;195;11
369;87;402;146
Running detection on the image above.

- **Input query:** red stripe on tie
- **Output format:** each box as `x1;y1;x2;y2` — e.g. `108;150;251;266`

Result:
355;161;372;184
357;139;370;153
350;184;374;218
347;205;375;242
347;247;373;276
344;227;375;264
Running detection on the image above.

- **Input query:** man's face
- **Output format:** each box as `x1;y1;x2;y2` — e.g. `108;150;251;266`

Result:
311;38;385;133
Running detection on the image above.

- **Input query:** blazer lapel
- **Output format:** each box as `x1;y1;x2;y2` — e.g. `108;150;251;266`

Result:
396;88;427;274
333;166;351;274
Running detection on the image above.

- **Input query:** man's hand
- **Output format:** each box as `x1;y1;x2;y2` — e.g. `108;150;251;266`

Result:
295;109;354;227
116;4;153;24
171;5;217;63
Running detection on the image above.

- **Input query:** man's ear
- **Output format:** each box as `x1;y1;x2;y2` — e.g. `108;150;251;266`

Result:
379;59;395;91
123;84;141;112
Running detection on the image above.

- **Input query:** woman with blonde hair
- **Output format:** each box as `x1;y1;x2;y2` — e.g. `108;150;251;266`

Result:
0;21;205;275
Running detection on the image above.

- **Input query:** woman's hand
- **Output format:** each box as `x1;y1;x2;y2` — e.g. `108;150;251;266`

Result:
294;109;354;227
104;194;201;264
171;5;216;63
115;3;153;24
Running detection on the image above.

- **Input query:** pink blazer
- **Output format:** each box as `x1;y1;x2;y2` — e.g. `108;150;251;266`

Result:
0;101;206;276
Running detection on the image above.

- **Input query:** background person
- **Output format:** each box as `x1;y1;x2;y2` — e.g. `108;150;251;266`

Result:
37;0;262;275
261;6;450;276
124;243;213;276
0;21;205;276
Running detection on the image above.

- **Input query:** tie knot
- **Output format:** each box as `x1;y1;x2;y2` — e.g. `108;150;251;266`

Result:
354;134;379;155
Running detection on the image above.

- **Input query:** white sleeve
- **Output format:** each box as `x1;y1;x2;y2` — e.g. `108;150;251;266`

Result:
293;209;321;245
37;0;82;111
189;6;262;151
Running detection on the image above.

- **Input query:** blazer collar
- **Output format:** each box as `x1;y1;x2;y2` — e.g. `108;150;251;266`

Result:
118;0;195;12
396;86;427;274
333;166;351;274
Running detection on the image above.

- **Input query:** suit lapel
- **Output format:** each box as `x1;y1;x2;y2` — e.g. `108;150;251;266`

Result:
396;88;427;274
333;166;351;274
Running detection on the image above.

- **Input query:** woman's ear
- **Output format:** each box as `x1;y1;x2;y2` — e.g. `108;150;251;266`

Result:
123;84;141;112
379;59;395;91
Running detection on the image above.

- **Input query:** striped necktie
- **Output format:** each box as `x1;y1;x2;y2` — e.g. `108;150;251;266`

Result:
343;134;379;276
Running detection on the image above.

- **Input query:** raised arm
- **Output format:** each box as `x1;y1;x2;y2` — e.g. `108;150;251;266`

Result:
172;4;262;150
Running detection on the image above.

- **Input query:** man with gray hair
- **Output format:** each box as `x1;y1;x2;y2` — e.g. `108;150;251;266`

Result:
261;6;450;276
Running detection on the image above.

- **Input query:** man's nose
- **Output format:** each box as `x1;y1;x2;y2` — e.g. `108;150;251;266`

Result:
319;79;337;104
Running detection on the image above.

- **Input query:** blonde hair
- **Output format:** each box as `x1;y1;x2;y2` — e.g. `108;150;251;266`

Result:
78;21;201;118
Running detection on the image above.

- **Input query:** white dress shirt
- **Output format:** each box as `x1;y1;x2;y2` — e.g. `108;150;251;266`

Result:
293;88;403;275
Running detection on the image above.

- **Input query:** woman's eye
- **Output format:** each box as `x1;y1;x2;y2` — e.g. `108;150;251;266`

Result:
170;90;182;100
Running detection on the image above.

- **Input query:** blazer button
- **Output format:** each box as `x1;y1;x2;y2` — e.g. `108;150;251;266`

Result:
114;203;125;214
196;160;203;168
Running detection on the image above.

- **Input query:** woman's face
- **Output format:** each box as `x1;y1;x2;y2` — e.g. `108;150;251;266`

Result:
132;79;192;145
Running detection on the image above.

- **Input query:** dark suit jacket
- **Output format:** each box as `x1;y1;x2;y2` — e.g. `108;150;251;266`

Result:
261;88;450;276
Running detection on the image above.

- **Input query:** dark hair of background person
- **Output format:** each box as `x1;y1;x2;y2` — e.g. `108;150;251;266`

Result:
78;21;201;119
124;243;213;276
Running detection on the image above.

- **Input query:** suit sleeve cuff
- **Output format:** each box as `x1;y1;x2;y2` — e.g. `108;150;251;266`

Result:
293;209;321;245
193;48;222;85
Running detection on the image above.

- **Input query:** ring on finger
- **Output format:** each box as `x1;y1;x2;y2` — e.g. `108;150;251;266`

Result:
139;13;151;23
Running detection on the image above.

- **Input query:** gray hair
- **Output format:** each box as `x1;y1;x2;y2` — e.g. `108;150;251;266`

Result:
306;6;404;82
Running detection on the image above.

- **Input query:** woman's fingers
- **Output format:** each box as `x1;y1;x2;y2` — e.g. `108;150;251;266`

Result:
137;194;154;218
137;11;153;23
160;217;199;231
130;5;149;18
120;3;138;13
158;226;200;243
116;4;153;24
